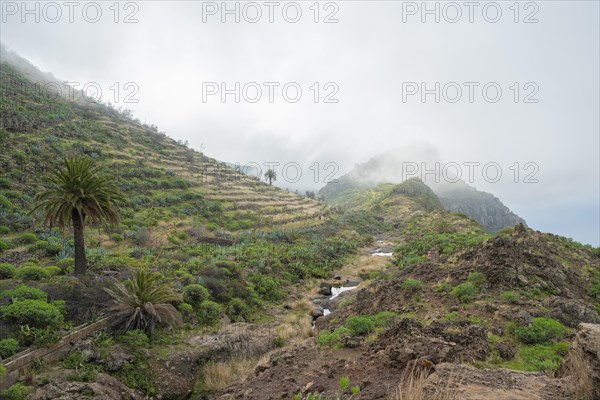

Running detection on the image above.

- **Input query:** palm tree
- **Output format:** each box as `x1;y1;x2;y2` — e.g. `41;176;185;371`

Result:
264;169;277;185
31;156;126;275
105;269;182;334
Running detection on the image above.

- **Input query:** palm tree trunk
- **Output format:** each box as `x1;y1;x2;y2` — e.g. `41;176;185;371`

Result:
72;208;87;275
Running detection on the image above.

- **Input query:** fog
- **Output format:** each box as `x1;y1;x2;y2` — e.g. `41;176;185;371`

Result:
1;1;598;245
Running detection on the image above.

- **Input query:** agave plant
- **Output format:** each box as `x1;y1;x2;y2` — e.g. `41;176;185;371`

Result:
105;269;182;334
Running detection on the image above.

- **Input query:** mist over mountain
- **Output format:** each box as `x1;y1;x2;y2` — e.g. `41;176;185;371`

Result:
319;144;525;233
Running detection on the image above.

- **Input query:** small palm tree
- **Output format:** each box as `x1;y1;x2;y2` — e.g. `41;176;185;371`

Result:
30;156;126;275
105;269;182;334
264;169;277;185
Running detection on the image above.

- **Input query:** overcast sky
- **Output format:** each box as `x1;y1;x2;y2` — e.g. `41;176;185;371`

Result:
1;1;598;245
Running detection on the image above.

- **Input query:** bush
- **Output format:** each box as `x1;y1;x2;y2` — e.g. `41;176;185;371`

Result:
515;317;569;345
16;232;37;244
197;300;222;325
452;283;477;303
111;233;124;242
345;315;375;335
0;225;9;234
0;262;16;279
56;258;74;273
44;266;62;276
14;266;50;281
0;338;20;358
2;299;64;328
120;330;150;347
0;363;6;380
401;279;422;292
500;291;520;304
183;284;210;307
1;383;32;400
467;272;486;288
316;326;350;349
2;285;48;302
436;282;453;293
506;342;569;371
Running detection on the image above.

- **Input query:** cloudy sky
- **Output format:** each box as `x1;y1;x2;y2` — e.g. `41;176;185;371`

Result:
1;1;598;245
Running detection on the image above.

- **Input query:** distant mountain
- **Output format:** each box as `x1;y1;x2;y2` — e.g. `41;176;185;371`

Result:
319;145;525;233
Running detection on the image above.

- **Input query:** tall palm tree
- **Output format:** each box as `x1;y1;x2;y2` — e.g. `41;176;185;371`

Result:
105;269;182;334
31;156;126;275
264;169;277;185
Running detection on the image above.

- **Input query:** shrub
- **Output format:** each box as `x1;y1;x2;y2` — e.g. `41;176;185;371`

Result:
401;279;422;292
506;342;569;371
56;258;75;273
45;266;62;276
452;283;477;303
500;290;520;304
0;225;9;234
316;326;350;348
0;262;16;279
1;383;32;400
444;311;460;322
14;266;50;281
0;338;20;358
436;282;453;293
120;330;150;347
197;300;222;325
2;299;64;328
16;232;37;244
467;272;486;288
2;285;48;302
111;233;124;242
0;363;5;380
182;284;210;307
345;315;375;335
0;240;10;253
515;317;569;345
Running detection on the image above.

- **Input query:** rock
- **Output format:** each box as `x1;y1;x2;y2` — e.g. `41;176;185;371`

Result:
513;310;533;326
319;284;332;296
495;342;516;360
103;344;134;372
70;338;98;362
311;307;324;318
29;373;144;400
557;323;600;399
543;297;600;328
333;275;342;280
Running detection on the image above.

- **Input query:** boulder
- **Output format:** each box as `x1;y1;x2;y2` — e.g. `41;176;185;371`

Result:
543;297;600;328
29;373;144;400
558;323;600;399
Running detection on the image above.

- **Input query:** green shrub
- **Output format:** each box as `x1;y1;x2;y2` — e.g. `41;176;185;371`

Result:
500;291;520;304
505;342;569;371
111;233;124;242
2;299;64;328
0;225;10;234
56;258;74;273
197;300;222;325
0;262;16;279
120;330;150;347
1;383;32;400
401;279;422;292
515;317;568;345
2;285;48;302
0;338;20;358
250;274;284;301
467;272;486;288
0;240;10;253
16;232;37;244
444;311;460;322
0;363;6;380
45;266;62;276
452;283;477;303
345;315;375;335
436;282;453;293
182;284;210;307
14;266;50;281
316;326;350;349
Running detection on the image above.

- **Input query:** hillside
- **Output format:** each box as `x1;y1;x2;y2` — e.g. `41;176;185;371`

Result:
0;49;599;400
319;147;525;233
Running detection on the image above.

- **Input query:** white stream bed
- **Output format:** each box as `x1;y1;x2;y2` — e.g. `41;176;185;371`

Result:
322;286;358;317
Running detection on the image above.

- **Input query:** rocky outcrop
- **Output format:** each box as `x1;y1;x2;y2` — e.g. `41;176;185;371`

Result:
544;297;600;328
558;323;600;399
28;373;144;400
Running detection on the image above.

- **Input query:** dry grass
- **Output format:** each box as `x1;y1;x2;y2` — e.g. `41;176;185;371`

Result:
278;313;314;342
200;357;258;391
389;364;461;400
